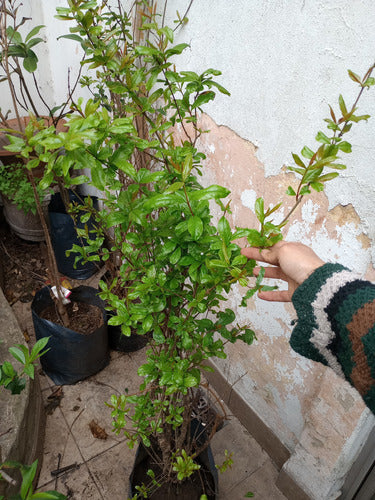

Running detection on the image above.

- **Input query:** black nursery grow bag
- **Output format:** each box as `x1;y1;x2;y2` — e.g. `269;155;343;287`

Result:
48;191;99;279
31;286;109;385
128;420;218;499
107;312;149;352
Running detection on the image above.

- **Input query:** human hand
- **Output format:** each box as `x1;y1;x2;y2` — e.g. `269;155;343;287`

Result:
241;241;325;302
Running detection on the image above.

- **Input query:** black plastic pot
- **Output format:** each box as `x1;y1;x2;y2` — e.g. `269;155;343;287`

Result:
129;420;218;499
107;314;149;352
31;285;109;385
48;191;100;279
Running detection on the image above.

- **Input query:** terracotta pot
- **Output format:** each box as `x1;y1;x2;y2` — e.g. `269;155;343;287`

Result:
1;194;49;242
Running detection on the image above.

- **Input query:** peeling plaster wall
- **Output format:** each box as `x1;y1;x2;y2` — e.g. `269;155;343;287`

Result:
164;2;375;496
189;111;375;497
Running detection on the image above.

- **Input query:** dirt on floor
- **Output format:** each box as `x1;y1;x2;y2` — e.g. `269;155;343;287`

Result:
0;213;48;304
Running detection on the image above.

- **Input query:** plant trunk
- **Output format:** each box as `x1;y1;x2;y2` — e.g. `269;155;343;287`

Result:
27;171;70;327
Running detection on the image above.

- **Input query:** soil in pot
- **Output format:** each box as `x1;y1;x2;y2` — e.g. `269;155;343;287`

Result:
0;222;48;303
40;299;103;335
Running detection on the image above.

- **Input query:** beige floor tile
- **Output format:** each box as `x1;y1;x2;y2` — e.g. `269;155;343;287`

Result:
212;416;269;494
37;406;82;488
220;459;287;500
45;350;146;463
38;436;137;499
86;440;137;500
55;382;124;462
45;463;103;500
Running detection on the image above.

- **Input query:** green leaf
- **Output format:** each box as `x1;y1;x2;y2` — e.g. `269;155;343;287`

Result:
160;26;174;43
218;216;232;245
287;166;305;176
184;374;199;388
109;118;134;134
338;94;347;115
33;335;50;358
108;316;124;326
112;156;137;179
142;315;153;333
23;363;35;379
23;50;38;72
348;69;361;83
301;146;314;159
69;175;90;186
135;45;160;56
315;131;330;144
165;43;189;56
189;185;230;201
20;460;38;498
153;327;165;344
292;153;305;168
310;182;324;192
59;33;84;43
209;81;231;96
91;163;106;190
106;81;127;94
4;134;25;152
254;197;264;223
187;216;203;240
170;247;181;265
192;91;215;109
165;182;184;193
27;37;44;49
31;491;67;499
363;77;375;87
1;361;16;377
286;186;296;196
318;172;339;182
338;141;352;153
327;163;346;170
182;153;193;181
106;211;127;228
9;347;26;364
246;229;265;247
300;185;311;195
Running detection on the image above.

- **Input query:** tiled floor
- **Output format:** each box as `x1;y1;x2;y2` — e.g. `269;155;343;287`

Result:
13;298;287;500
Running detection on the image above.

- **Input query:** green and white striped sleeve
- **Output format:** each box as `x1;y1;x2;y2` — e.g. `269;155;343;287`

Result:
291;263;375;414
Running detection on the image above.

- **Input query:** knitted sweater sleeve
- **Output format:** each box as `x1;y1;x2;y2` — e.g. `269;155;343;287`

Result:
291;263;375;414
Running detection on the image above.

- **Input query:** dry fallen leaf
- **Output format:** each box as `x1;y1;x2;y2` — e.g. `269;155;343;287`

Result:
22;329;30;342
45;386;64;415
89;420;108;440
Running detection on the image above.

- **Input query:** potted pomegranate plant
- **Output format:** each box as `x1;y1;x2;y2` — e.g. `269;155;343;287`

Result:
0;0;109;385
